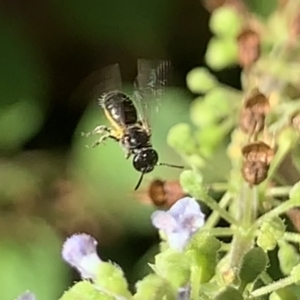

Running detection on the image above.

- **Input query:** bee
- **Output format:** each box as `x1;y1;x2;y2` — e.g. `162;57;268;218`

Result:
82;59;184;190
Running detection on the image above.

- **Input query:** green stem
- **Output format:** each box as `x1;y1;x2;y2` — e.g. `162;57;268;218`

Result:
190;265;201;300
203;192;232;229
283;232;300;244
199;192;238;226
227;183;257;275
220;243;231;252
267;186;292;197
208;182;228;192
255;199;297;226
240;184;258;228
201;227;234;237
228;231;254;273
250;275;296;298
259;271;273;285
198;292;210;300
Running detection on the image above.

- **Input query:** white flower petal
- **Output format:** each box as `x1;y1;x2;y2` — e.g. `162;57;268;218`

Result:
151;210;178;232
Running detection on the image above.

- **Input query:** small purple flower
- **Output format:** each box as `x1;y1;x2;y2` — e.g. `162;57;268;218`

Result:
176;286;191;300
62;233;102;279
151;197;205;251
15;291;36;300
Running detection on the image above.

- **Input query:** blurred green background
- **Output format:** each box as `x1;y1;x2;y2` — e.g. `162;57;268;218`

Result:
0;0;249;299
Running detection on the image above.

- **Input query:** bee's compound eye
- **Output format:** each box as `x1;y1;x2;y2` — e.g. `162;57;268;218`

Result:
133;149;158;173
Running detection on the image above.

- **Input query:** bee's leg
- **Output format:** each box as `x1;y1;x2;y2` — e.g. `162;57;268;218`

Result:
124;151;131;159
83;126;118;148
88;134;110;148
81;125;111;137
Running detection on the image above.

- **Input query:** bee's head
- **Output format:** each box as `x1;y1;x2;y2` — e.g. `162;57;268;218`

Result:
133;148;159;173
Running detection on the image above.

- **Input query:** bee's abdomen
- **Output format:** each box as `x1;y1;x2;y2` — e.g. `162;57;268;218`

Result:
103;91;138;125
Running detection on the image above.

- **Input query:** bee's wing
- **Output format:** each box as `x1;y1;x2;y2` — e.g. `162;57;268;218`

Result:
133;59;172;133
70;63;123;107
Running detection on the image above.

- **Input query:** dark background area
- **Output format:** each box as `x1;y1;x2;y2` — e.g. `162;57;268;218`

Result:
1;0;240;150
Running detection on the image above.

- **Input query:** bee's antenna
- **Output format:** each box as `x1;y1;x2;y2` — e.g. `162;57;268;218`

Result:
134;172;145;190
157;163;184;169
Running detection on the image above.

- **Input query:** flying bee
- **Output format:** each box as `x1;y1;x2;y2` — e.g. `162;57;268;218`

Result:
82;59;184;190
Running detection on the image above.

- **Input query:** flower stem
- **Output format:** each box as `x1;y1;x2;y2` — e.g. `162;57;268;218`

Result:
283;232;300;244
203;192;232;229
250;275;296;298
199;192;238;226
255;199;297;226
208;182;228;192
227;184;257;276
267;186;292;197
259;271;273;285
190;265;201;300
201;227;234;237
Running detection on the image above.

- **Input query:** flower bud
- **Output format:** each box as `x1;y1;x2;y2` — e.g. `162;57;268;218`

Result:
257;217;285;251
209;6;243;38
95;262;132;298
62;233;102;280
179;170;205;198
205;37;238;71
190;87;233;129
59;281;115;300
186;231;221;283
133;274;176;300
186;67;218;94
167;123;198;156
154;249;191;288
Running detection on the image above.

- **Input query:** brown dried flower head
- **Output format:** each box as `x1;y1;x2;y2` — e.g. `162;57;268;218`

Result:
239;91;270;138
242;141;274;165
241;141;274;185
237;28;260;68
135;179;186;209
290;11;300;39
242;160;269;186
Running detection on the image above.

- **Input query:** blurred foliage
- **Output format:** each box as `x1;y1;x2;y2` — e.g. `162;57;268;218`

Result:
0;13;48;151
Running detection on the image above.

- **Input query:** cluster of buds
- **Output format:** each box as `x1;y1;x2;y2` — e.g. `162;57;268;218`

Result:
239;89;274;186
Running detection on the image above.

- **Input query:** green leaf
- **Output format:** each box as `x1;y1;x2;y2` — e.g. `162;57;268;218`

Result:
278;242;300;276
239;247;268;284
214;286;243;300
